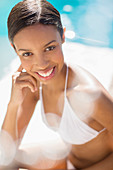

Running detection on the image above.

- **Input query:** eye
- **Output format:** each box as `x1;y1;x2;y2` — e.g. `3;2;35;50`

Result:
22;52;33;57
45;46;56;52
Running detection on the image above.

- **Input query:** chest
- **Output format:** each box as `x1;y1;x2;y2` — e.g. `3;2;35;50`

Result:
41;87;104;133
67;92;104;132
42;89;64;117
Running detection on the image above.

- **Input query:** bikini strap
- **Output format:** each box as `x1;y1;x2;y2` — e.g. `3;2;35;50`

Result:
39;82;43;101
64;64;69;96
39;81;46;115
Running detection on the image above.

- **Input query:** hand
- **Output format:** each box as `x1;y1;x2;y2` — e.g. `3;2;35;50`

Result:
10;65;37;105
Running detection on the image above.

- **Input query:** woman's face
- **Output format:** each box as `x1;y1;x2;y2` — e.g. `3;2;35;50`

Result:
13;24;65;83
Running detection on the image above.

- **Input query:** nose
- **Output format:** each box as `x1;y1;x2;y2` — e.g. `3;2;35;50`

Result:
31;53;49;70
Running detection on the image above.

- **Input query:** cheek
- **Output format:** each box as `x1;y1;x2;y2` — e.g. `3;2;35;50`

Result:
53;49;64;63
20;60;32;72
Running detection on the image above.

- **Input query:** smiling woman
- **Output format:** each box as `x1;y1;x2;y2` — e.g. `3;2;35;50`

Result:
1;0;113;170
13;24;64;83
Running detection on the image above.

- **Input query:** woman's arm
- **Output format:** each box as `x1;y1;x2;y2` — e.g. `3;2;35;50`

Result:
0;65;38;167
0;142;67;170
16;143;67;170
2;102;19;140
2;65;37;140
82;152;113;170
82;89;113;170
0;102;20;167
93;90;113;135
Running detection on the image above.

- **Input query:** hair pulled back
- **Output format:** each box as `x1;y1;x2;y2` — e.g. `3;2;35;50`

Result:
7;0;63;44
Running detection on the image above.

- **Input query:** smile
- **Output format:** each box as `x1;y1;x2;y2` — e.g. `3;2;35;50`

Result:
35;67;56;80
38;67;53;77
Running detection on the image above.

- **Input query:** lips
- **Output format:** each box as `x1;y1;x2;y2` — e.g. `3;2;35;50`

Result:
37;67;54;77
35;66;56;80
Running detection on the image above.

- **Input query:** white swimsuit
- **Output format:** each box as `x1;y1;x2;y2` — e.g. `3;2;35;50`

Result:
40;66;105;145
20;65;105;169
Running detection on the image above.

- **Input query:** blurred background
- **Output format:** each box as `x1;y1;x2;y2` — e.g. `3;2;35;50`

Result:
0;0;113;136
0;2;113;163
0;0;113;79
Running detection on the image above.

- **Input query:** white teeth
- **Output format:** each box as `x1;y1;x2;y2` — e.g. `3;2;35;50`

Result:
37;68;54;77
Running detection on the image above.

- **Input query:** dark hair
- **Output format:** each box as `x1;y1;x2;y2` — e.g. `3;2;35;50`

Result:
7;0;63;44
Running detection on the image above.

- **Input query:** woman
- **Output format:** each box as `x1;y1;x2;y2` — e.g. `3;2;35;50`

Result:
1;0;113;169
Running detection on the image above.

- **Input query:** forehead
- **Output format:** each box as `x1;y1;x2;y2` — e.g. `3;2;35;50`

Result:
13;24;61;48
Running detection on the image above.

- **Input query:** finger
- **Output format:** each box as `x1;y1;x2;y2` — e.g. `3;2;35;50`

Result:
17;81;36;93
16;73;37;90
17;64;23;72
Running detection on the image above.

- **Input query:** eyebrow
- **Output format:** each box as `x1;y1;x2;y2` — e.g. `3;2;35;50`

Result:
18;49;30;51
18;40;56;51
44;40;56;47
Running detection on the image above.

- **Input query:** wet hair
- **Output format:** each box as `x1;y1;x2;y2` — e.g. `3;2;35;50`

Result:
7;0;63;45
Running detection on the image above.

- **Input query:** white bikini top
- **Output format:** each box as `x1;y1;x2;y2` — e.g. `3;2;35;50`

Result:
40;66;105;145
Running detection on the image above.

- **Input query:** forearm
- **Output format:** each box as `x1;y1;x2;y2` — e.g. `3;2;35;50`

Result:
14;145;67;170
0;160;19;170
82;152;113;170
0;102;20;167
2;101;19;140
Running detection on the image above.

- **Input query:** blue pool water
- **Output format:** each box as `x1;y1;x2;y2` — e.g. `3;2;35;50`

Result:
0;0;113;48
0;1;113;150
0;0;113;81
0;1;113;153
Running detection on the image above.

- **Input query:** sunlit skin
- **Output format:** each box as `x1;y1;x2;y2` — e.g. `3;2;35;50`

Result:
14;24;65;86
2;24;113;170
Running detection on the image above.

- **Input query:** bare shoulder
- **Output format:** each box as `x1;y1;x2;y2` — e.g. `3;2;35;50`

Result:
66;64;100;119
67;64;103;95
67;63;113;106
67;64;113;132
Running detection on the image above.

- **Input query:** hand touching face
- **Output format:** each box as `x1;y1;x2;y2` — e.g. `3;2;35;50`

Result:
10;65;37;105
13;24;65;84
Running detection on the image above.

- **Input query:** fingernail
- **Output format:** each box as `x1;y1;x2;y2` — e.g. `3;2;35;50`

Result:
31;88;35;93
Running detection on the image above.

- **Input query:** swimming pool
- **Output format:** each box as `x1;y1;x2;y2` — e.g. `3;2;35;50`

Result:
0;0;113;146
0;0;113;81
0;0;113;48
0;2;113;166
